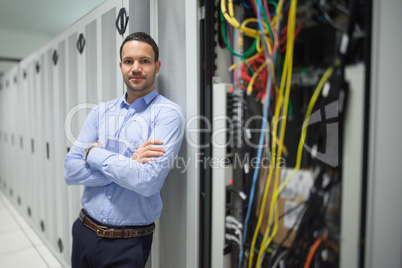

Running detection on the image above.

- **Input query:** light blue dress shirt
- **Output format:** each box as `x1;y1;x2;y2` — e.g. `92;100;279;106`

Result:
64;89;184;226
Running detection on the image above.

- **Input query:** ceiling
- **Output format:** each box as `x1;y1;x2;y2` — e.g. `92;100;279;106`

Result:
0;0;106;75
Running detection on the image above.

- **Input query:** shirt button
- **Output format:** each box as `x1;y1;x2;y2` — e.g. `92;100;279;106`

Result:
108;195;111;199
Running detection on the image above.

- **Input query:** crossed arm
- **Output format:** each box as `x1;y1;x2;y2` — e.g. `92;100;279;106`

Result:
88;139;165;163
64;139;167;189
64;104;184;196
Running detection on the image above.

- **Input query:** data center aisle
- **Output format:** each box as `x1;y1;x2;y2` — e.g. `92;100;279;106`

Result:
0;192;63;268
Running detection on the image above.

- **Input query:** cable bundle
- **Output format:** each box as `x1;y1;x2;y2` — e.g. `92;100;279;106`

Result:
219;0;361;267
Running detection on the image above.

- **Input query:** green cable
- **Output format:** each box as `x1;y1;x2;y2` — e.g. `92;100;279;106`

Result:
220;9;264;90
256;2;294;117
220;9;257;58
259;1;277;45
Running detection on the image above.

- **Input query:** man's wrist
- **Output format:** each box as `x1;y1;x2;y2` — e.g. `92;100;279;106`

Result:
83;145;96;161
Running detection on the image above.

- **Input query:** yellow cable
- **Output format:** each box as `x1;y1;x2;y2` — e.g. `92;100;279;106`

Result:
248;15;291;267
247;62;267;96
221;0;269;39
256;37;264;53
275;64;336;197
247;73;284;267
257;1;298;264
246;56;277;98
229;50;264;71
241;18;274;50
248;0;298;266
247;1;287;264
258;64;338;268
253;65;335;267
246;39;274;96
221;0;240;28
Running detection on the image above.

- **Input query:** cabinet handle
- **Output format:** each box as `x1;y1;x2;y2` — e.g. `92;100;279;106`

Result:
52;49;59;65
76;33;86;54
115;8;129;35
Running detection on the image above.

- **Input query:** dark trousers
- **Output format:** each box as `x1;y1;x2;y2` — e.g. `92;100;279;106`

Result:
71;218;153;268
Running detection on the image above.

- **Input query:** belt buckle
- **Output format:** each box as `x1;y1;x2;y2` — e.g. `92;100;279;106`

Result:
96;225;108;237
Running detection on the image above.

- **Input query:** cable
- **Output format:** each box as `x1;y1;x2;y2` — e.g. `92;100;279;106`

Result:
256;0;277;56
229;50;265;71
254;1;298;266
220;8;267;92
227;215;244;229
272;249;289;268
242;0;253;9
226;233;243;250
238;9;282;268
257;0;278;58
253;66;335;267
239;1;284;267
317;4;344;32
220;9;258;59
275;64;336;198
221;0;271;39
303;232;328;268
238;0;287;265
247;61;267;95
234;64;248;90
279;22;304;53
238;0;359;266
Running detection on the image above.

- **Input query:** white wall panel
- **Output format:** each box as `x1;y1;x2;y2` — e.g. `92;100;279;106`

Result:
45;47;57;245
16;59;29;216
366;1;402;267
35;51;48;238
48;37;70;262
0;77;4;194
11;67;20;209
124;0;151;37
153;1;191;267
24;57;37;223
85;20;99;104
64;29;83;237
9;67;17;207
4;67;18;208
101;0;124;100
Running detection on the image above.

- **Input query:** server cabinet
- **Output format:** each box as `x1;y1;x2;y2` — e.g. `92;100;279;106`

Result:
62;1;124;264
48;35;70;262
22;56;38;225
33;49;49;241
1;66;19;207
19;62;33;217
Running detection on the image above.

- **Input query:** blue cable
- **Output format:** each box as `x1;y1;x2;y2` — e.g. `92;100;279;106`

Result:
242;0;253;9
238;1;281;266
257;0;270;54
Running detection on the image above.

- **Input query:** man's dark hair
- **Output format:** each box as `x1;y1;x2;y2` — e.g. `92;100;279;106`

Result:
119;32;159;62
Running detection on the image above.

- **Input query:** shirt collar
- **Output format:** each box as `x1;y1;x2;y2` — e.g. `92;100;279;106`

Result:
120;89;159;108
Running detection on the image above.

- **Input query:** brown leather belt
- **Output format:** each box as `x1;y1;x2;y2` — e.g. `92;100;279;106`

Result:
79;209;155;239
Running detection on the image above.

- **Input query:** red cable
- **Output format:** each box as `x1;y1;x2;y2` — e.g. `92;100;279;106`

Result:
279;22;304;53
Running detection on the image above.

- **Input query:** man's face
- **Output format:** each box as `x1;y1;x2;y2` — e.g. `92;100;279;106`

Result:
119;40;161;96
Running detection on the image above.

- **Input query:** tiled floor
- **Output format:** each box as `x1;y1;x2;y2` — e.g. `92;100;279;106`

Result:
0;192;64;268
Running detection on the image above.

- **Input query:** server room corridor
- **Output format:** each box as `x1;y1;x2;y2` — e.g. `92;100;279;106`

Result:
0;192;62;268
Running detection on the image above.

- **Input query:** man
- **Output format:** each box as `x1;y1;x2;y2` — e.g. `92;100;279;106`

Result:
64;32;184;267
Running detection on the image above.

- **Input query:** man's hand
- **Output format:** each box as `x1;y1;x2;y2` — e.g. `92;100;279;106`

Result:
131;139;165;163
89;142;102;152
